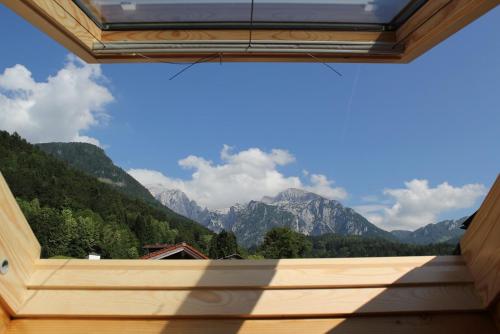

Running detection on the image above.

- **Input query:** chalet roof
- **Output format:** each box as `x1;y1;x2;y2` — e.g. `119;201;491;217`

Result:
140;242;209;260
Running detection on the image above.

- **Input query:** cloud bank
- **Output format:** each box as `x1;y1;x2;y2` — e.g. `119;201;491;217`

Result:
0;56;113;146
129;145;347;210
130;145;484;230
355;179;486;231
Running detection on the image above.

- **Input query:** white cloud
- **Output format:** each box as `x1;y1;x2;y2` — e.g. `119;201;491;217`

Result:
305;174;347;200
129;145;347;210
355;179;486;231
0;55;113;146
352;204;386;226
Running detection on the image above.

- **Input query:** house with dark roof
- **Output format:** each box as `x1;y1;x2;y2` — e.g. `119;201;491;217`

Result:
141;242;208;260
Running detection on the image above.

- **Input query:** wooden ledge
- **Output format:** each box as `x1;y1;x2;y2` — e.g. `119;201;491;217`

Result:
5;314;499;334
18;285;483;318
0;171;499;333
28;256;472;290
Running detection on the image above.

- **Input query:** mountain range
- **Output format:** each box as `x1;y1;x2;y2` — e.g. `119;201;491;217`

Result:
152;186;466;247
37;141;467;248
391;218;466;245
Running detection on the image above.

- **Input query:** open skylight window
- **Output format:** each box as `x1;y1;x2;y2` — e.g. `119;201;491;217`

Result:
4;0;498;63
74;0;424;30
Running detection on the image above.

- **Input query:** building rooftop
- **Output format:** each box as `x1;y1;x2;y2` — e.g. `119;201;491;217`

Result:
141;242;209;259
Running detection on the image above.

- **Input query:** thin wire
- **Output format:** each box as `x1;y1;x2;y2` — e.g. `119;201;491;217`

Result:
53;0;226;79
134;53;194;65
53;0;344;80
169;53;221;80
307;53;343;77
54;0;221;69
247;0;256;49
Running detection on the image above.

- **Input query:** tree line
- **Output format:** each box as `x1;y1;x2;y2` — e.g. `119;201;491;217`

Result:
0;131;213;258
204;227;456;260
1;131;457;260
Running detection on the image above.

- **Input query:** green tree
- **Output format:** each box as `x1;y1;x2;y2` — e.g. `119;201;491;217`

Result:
308;233;456;258
260;227;312;259
0;130;214;257
208;230;239;259
68;214;101;258
142;217;177;247
18;198;72;258
100;223;139;259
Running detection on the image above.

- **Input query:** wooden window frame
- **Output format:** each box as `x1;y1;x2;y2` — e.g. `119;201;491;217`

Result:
0;1;500;331
2;0;499;64
0;172;499;332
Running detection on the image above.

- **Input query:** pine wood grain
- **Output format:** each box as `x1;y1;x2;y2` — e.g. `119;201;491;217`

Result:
18;285;482;318
28;256;473;290
4;0;497;63
0;173;40;313
3;0;99;62
396;0;452;44
101;30;394;43
95;53;403;64
6;314;499;334
461;175;500;307
0;162;495;331
398;0;499;62
32;255;467;269
0;305;9;334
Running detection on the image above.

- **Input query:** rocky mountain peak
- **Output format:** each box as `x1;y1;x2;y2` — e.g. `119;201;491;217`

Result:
156;188;190;204
153;187;392;247
263;188;323;204
152;189;210;224
148;185;466;248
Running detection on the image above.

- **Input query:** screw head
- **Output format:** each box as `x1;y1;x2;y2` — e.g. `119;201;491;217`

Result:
0;259;8;275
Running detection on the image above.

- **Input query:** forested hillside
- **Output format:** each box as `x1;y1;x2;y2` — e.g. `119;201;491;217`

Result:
251;228;456;259
37;142;157;205
307;233;456;257
0;131;213;258
0;131;460;260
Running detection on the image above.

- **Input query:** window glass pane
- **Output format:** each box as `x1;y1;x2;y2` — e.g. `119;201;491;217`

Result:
75;0;418;26
254;0;412;24
77;0;252;24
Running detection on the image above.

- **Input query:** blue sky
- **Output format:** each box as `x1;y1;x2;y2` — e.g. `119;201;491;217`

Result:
0;4;499;230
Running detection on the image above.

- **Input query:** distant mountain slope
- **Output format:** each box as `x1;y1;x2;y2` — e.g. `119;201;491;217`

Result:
261;189;393;239
152;187;394;247
391;217;467;244
152;186;467;248
37;142;156;205
35;142;211;242
0;131;212;257
308;233;456;258
152;188;212;224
